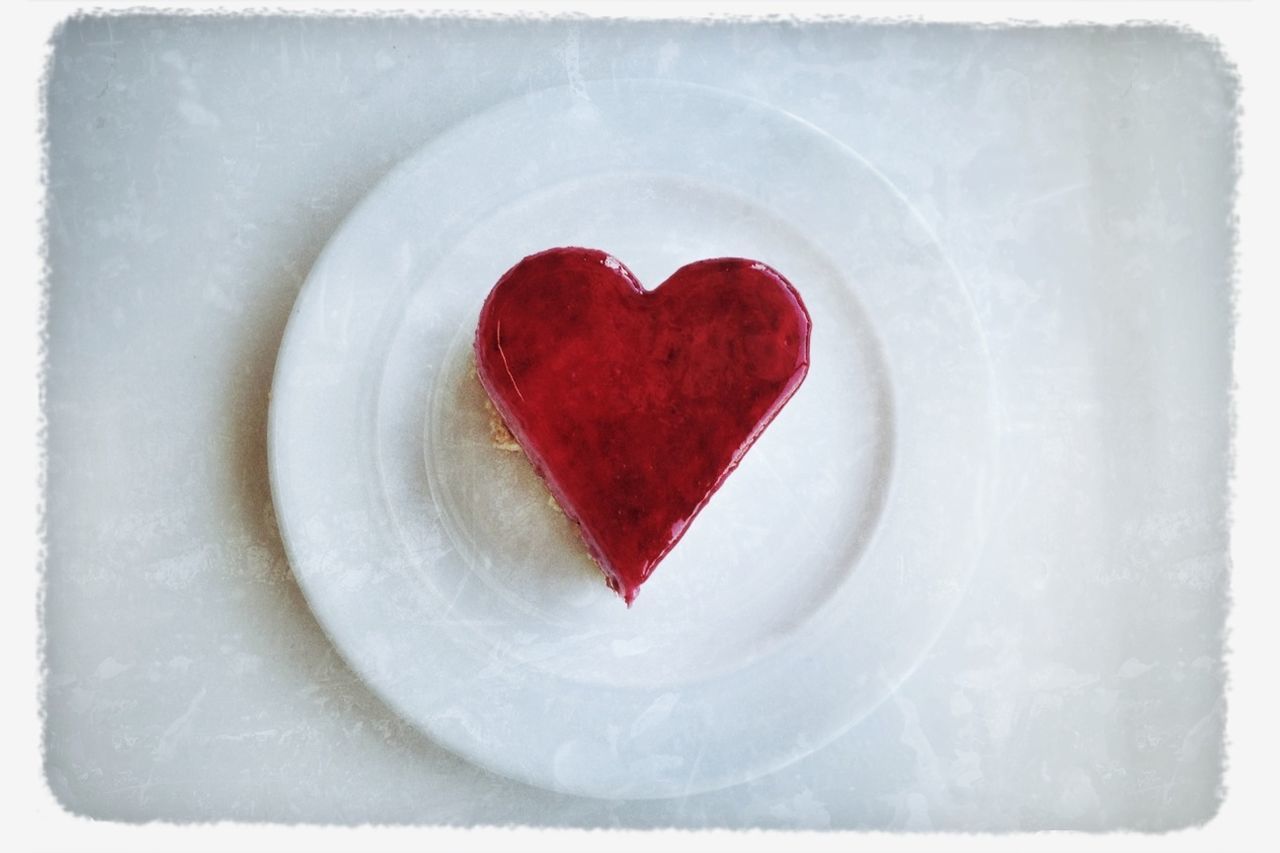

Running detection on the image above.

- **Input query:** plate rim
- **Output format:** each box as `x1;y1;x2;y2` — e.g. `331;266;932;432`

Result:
267;77;1000;799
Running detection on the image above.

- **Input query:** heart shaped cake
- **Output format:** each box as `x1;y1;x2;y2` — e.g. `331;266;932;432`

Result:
474;247;811;605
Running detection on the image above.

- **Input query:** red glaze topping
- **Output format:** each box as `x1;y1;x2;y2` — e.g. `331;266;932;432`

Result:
474;248;811;605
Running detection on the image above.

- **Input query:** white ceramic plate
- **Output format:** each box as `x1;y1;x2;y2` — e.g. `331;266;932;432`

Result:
268;80;996;799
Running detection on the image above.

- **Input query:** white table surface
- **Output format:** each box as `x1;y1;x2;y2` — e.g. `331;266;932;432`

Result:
43;15;1234;829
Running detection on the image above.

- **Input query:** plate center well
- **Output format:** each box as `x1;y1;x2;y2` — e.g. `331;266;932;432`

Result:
394;172;895;688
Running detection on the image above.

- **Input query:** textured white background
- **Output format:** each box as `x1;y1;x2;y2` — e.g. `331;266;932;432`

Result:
42;15;1233;829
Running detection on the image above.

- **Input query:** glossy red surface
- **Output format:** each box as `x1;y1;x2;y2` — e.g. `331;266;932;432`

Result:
474;247;811;605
